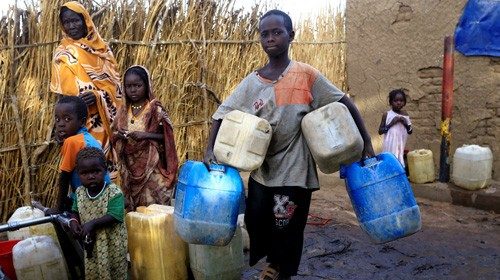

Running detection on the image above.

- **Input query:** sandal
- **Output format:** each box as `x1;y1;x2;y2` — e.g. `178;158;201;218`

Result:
259;265;281;280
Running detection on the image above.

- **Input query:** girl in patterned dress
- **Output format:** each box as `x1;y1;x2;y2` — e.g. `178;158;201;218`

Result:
68;147;127;280
111;65;178;212
378;89;413;166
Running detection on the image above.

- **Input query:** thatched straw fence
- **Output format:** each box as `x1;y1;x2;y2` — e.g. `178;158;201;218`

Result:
0;0;346;222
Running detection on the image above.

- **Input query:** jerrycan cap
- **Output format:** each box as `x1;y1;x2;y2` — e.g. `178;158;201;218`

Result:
209;163;226;173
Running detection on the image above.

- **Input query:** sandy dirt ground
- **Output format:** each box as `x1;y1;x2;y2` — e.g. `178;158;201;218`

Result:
1;172;497;280
240;172;500;280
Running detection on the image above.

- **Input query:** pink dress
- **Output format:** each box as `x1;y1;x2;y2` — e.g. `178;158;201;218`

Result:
382;110;411;167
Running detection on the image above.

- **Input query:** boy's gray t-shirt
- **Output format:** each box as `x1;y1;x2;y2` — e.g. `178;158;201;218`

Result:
212;61;345;189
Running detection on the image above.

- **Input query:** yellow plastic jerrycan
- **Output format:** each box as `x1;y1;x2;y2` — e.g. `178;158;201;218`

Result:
407;149;435;184
126;204;189;280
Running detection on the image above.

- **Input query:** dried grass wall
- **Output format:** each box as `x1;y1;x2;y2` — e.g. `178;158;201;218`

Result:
0;0;345;222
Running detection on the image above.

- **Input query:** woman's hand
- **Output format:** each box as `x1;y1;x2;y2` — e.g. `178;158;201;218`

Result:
79;91;96;107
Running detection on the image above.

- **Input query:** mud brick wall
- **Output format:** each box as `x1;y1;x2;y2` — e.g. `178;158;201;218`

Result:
346;0;499;180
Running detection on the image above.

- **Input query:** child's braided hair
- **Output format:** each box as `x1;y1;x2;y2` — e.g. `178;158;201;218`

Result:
388;88;407;105
57;95;88;121
76;147;106;171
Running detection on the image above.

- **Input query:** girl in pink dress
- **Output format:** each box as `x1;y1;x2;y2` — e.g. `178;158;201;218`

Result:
378;89;412;167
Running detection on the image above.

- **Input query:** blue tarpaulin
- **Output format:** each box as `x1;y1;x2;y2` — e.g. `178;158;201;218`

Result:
454;0;500;57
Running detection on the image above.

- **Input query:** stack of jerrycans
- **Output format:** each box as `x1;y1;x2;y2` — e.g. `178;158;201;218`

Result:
8;206;68;280
173;160;245;279
173;110;272;279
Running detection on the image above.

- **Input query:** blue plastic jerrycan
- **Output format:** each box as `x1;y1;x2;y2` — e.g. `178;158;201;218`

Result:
173;160;244;246
340;153;421;243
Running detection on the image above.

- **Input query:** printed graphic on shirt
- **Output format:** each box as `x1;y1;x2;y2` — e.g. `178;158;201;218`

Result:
273;194;297;228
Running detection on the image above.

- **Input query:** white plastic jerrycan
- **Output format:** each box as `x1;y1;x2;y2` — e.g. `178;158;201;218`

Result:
188;227;244;280
452;144;493;190
214;110;272;171
301;102;364;173
12;235;68;280
7;206;61;249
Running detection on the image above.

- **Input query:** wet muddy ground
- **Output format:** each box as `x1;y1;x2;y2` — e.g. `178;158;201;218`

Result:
240;172;500;280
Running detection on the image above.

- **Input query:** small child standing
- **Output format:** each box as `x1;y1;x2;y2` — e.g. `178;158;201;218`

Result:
111;65;178;212
54;96;111;212
68;147;127;280
378;89;413;166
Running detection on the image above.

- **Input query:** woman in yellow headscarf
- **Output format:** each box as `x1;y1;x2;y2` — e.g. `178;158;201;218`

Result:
50;1;122;164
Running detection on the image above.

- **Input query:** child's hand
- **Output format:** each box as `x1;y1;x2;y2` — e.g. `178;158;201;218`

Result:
388;117;399;127
69;220;82;238
31;200;59;216
31;200;45;212
362;141;375;158
81;221;96;239
127;131;148;141
113;129;128;140
54;133;64;145
388;116;406;127
203;149;217;169
44;208;60;215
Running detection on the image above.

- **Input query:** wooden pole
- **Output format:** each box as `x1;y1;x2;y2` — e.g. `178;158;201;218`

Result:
438;36;454;182
201;9;210;151
9;0;31;204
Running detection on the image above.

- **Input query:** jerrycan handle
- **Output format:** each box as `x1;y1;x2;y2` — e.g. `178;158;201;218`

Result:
339;165;347;178
209;163;226;173
340;156;378;178
362;156;378;167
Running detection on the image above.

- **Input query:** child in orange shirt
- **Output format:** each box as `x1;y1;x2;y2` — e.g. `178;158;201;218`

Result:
52;96;111;212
